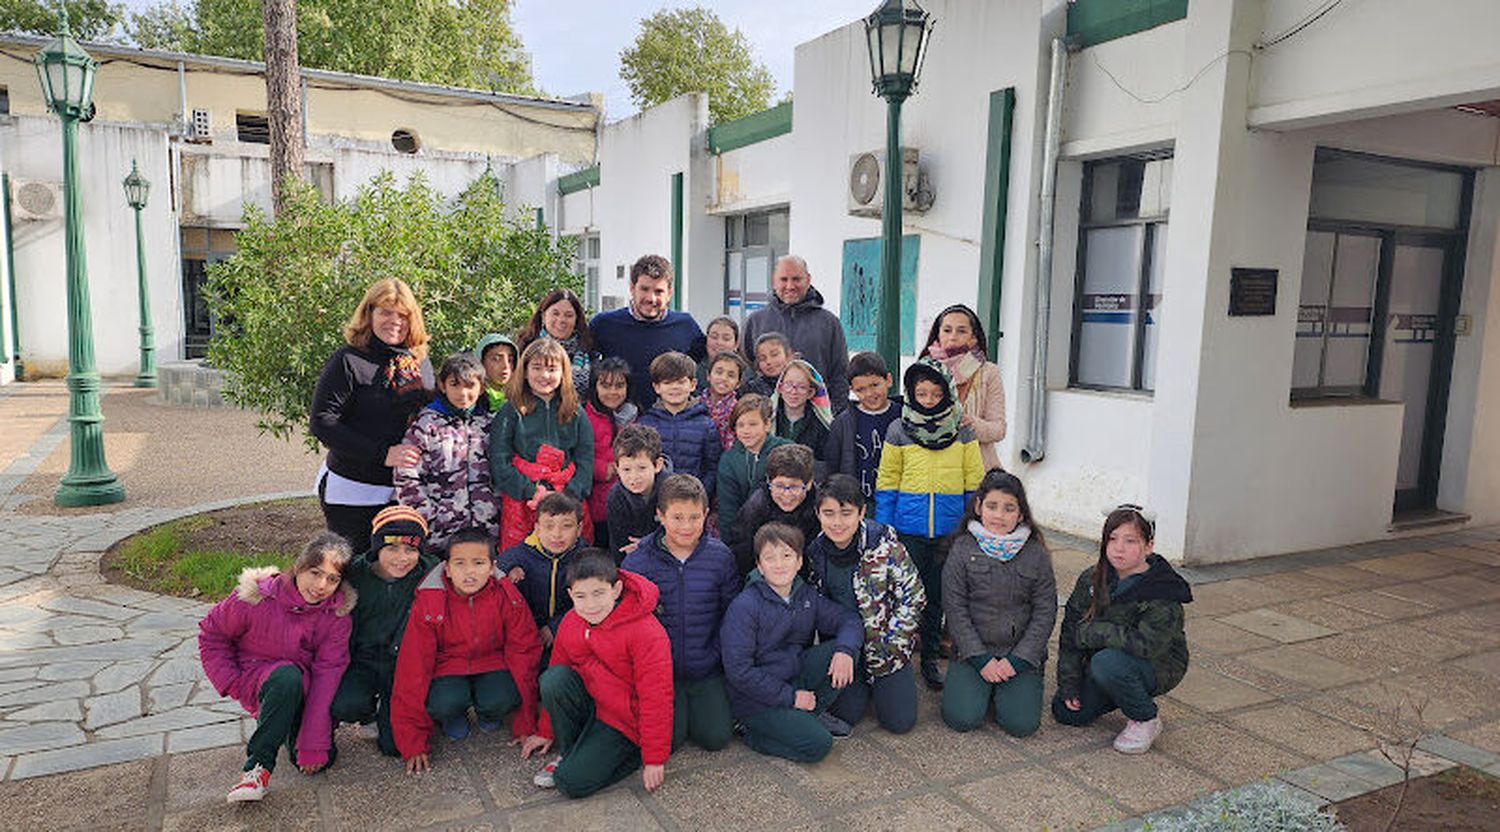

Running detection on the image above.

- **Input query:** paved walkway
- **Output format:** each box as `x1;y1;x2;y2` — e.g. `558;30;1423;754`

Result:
1;381;1499;830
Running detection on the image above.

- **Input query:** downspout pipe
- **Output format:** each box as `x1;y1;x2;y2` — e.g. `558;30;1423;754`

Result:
1021;37;1068;464
3;172;21;377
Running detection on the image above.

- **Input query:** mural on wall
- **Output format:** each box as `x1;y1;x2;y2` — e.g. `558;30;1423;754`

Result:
840;234;921;354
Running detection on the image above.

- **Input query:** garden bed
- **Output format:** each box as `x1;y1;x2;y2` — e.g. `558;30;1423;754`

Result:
102;496;324;600
1330;765;1500;831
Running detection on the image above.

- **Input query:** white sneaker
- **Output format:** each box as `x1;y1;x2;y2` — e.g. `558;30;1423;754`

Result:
227;764;270;802
1113;717;1162;754
532;755;561;788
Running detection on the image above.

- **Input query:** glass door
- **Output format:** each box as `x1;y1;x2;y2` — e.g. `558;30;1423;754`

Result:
1379;238;1459;510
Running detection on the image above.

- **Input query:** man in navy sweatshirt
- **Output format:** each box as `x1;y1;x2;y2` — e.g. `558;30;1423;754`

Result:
591;255;705;410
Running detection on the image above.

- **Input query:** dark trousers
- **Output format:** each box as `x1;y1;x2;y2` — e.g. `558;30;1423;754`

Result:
425;670;522;724
899;534;944;660
673;674;734;751
740;641;847;763
941;659;1043;737
827;663;917;734
330;659;398;756
539;665;642;798
1051;648;1160;725
246;665;336;772
318;476;387;553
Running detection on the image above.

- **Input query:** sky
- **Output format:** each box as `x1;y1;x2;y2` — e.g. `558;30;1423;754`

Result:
114;0;882;120
511;1;878;118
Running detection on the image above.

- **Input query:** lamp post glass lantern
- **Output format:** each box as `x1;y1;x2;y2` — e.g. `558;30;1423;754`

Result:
35;9;125;506
864;0;933;382
124;160;156;388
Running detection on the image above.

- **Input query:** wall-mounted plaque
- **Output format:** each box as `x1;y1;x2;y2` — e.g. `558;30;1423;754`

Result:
1229;268;1278;316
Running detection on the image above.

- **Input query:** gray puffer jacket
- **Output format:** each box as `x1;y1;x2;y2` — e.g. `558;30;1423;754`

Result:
941;532;1057;669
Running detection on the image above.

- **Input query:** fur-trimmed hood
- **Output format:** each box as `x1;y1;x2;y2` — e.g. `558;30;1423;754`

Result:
235;565;357;617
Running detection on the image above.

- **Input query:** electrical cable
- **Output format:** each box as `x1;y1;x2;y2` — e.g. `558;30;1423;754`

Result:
1256;0;1347;49
1090;49;1253;106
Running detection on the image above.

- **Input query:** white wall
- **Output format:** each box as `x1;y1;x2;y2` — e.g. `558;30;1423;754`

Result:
787;0;1059;440
1251;0;1500;129
594;94;712;313
558;185;596;237
0;143;12;385
1061;20;1184;158
2;118;181;377
712;133;792;213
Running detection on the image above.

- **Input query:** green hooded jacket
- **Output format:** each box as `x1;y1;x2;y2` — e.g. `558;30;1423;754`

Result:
1055;554;1192;699
344;549;440;670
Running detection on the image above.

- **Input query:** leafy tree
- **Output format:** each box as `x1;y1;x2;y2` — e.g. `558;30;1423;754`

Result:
2;0;123;40
127;0;534;92
619;6;775;125
205;172;580;448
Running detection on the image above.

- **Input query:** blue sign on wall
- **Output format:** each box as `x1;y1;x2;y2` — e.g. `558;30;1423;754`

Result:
840;234;921;354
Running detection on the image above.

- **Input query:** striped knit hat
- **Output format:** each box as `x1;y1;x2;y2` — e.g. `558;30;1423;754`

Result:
370;505;429;554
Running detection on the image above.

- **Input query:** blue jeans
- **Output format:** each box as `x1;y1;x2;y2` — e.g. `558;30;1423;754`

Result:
1051;648;1159;724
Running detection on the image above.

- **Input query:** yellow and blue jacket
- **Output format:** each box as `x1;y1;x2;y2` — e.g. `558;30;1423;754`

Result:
874;422;985;538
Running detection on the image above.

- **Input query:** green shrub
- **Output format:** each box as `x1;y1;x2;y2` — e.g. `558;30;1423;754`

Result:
1144;783;1344;832
205;171;581;448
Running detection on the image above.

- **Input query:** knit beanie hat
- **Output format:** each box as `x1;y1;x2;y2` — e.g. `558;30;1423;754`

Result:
370;505;429;554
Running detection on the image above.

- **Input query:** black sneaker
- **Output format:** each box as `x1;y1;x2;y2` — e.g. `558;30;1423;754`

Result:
815;711;853;738
921;657;945;690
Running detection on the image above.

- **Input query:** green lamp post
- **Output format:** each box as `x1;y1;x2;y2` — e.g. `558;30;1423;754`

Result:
863;0;934;380
35;9;124;507
123;160;156;388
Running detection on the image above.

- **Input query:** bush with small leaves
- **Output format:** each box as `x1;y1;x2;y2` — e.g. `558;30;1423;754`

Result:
1143;783;1344;832
205;171;580;449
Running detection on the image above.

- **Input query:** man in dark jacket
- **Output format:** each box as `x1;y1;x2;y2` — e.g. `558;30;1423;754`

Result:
622;475;742;752
740;256;850;413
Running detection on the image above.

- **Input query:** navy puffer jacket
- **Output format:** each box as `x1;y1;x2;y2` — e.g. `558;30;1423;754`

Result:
621;531;742;680
720;578;862;719
638;400;722;498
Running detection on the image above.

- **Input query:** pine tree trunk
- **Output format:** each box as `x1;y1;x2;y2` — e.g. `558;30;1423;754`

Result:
262;0;303;216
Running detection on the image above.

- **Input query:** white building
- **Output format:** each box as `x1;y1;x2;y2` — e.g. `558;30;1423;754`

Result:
558;0;1500;564
0;35;600;378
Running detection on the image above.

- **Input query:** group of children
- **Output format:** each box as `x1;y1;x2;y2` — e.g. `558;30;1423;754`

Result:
199;305;1194;804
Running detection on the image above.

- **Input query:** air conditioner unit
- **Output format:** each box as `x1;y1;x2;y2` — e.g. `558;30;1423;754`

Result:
847;147;932;217
9;179;63;222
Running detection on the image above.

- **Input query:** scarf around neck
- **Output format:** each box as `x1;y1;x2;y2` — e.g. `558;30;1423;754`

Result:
768;359;832;428
901;359;963;450
376;341;425;397
968;520;1031;562
926;341;986;387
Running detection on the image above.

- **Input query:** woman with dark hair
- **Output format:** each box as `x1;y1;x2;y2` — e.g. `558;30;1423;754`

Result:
518;288;596;397
920;304;1007;470
310;278;435;549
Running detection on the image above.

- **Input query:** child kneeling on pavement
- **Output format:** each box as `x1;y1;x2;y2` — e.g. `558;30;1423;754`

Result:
721;523;864;763
390;528;543;772
199;533;355;802
804;474;925;734
941;470;1056;737
330;506;438;757
1052;505;1192;754
528;550;674;797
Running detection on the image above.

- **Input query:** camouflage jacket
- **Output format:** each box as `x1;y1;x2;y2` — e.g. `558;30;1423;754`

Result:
394;399;500;549
1055;555;1192;699
806;520;926;678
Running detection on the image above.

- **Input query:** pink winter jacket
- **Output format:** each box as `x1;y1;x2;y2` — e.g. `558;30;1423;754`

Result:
198;567;355;768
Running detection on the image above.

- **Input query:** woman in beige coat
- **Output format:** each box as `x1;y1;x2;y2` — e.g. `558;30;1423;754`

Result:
921;304;1006;470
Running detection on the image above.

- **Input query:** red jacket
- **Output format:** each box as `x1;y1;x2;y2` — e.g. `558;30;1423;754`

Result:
391;564;543;759
539;570;674;765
